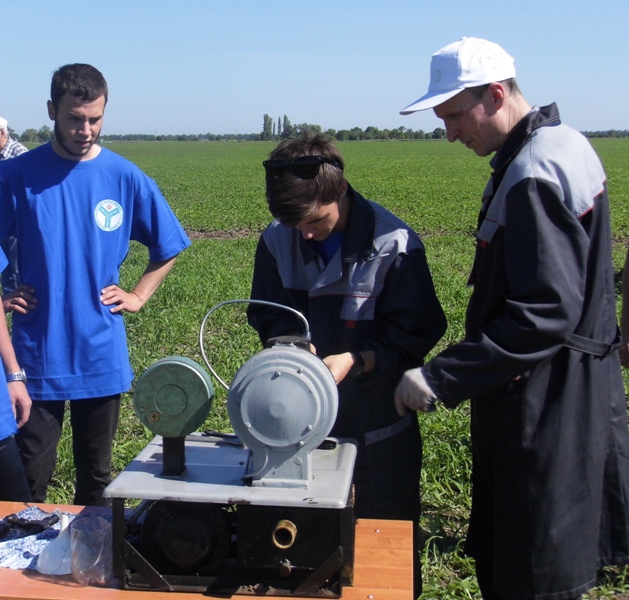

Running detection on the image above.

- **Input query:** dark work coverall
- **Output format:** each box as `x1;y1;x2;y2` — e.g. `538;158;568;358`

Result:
423;104;629;600
248;186;447;596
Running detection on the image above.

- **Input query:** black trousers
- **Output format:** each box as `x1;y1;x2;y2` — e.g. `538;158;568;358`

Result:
475;561;582;600
0;435;32;501
15;395;120;506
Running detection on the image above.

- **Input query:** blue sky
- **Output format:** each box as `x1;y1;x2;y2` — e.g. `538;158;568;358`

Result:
3;0;627;136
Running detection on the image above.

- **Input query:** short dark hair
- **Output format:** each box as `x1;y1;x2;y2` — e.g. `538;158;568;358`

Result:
265;133;345;226
467;78;520;99
50;64;108;111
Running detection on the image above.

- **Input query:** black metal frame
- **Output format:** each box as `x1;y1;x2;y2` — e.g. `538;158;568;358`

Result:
110;494;355;598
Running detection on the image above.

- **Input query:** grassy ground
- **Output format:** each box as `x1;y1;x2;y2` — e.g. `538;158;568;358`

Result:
42;138;629;598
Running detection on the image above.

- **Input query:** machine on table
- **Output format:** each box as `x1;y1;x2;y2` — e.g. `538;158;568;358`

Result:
104;301;357;597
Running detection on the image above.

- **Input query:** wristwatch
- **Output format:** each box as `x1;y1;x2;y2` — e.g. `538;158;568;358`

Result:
349;352;365;378
6;368;27;383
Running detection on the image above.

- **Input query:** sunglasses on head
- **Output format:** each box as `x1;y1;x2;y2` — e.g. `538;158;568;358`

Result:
263;155;342;180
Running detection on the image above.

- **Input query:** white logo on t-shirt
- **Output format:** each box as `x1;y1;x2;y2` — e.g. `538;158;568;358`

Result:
95;200;123;231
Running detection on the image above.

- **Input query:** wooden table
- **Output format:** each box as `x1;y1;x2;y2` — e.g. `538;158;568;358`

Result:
0;502;413;600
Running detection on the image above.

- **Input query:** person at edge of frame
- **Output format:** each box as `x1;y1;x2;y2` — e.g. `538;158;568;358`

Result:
0;245;32;501
395;36;629;600
247;132;447;598
0;63;191;506
0;116;28;295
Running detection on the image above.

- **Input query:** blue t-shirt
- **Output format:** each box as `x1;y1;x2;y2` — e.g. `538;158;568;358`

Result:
0;143;191;400
312;231;344;265
0;250;18;440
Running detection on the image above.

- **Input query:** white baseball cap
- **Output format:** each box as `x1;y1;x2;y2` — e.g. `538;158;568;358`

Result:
0;117;7;130
400;37;516;114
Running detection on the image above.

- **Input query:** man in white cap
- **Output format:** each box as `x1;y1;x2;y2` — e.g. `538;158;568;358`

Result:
0;117;27;161
396;37;629;600
0;118;27;294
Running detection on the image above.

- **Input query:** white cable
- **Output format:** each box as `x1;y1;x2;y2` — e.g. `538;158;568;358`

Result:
198;299;310;391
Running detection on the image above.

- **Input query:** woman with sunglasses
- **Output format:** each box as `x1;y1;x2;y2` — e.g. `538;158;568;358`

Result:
248;133;447;598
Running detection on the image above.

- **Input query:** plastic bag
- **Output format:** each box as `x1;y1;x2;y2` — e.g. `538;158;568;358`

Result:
70;516;112;586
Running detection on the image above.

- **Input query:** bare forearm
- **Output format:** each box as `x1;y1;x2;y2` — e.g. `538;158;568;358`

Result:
132;257;178;305
101;256;178;314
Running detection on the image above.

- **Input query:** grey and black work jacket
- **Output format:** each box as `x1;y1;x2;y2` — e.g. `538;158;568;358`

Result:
248;185;446;441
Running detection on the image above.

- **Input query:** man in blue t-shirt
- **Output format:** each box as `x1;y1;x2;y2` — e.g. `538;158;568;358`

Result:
0;246;32;502
0;64;191;506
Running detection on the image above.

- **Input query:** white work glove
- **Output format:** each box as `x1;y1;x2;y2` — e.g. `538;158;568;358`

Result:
394;367;437;416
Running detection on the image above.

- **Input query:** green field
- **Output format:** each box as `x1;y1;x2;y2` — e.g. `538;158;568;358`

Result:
51;138;629;598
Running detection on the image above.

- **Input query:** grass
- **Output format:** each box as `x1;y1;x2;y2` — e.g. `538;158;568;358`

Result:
41;138;629;598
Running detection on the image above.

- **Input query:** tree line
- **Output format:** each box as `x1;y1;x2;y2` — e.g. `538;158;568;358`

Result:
259;114;447;141
8;118;629;145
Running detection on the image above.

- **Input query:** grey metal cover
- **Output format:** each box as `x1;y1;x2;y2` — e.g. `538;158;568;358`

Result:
227;345;338;487
103;434;357;509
